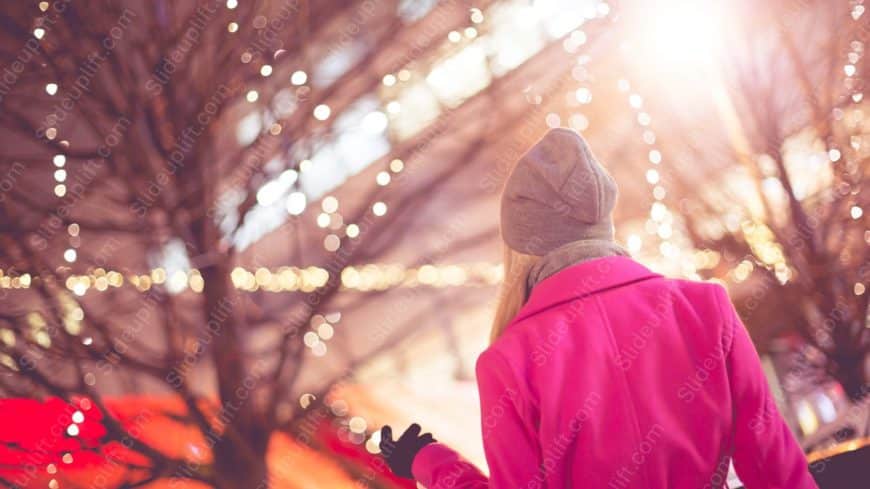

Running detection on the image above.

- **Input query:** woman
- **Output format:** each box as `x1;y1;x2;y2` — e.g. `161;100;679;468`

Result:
379;128;818;488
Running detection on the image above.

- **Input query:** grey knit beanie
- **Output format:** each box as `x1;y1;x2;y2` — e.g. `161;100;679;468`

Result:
500;128;618;256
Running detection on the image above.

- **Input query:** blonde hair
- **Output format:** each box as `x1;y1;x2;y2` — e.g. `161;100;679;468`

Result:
490;246;540;343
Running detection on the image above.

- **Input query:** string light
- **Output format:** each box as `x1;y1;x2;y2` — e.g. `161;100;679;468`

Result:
323;234;340;252
2;263;507;293
313;104;331;120
349;416;367;433
46;138;79;270
317;323;334;339
291;70;308;85
286;191;306;215
607;68;702;277
63;249;77;263
366;431;381;453
311;342;327;356
469;8;484;24
389;158;404;172
321;196;339;213
637;112;651;125
838;1;864;224
240;2;475;256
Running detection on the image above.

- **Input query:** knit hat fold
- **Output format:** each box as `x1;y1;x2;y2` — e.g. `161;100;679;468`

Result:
500;128;618;256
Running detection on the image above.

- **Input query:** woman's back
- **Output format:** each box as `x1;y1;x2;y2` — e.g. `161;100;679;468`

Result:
487;256;734;488
411;256;817;488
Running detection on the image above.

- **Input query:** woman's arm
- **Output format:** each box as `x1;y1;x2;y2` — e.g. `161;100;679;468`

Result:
715;286;819;489
410;348;543;488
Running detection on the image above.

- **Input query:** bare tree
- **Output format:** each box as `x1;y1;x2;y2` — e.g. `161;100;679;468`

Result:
0;1;502;487
646;0;868;403
0;1;613;487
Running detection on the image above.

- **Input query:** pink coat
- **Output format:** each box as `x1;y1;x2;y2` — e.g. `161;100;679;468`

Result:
411;256;817;488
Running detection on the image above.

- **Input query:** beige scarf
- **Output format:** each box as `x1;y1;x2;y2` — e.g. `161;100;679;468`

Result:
527;239;629;291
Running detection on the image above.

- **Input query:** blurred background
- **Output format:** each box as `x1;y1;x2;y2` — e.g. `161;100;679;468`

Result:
0;0;867;487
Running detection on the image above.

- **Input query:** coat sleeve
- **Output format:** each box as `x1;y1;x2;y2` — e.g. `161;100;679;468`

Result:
412;348;542;488
715;286;818;489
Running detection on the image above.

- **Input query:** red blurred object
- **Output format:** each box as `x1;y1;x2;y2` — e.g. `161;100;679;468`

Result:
0;397;107;466
0;397;410;488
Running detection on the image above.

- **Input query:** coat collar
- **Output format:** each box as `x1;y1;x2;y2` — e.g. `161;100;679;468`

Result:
511;256;661;324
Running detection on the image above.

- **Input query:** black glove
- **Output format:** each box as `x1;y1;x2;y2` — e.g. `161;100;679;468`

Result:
379;423;436;478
